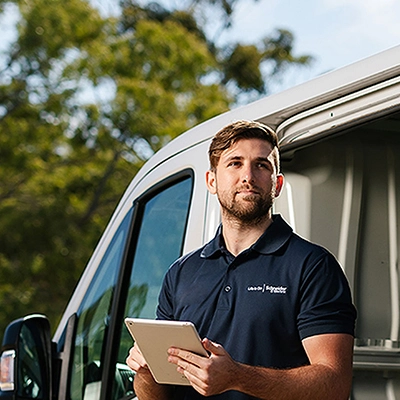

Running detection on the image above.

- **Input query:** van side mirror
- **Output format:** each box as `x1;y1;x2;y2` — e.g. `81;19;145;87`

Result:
0;314;52;399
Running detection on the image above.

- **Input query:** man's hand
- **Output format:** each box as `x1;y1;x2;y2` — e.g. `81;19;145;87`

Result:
167;338;239;396
126;345;172;400
126;344;151;376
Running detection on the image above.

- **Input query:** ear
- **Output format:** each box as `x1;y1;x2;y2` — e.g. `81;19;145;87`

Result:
275;174;284;197
205;170;217;195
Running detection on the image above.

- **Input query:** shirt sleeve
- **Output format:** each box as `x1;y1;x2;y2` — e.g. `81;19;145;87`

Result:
297;251;357;340
156;262;177;321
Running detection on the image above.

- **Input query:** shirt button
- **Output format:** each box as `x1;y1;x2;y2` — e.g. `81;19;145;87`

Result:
224;285;231;292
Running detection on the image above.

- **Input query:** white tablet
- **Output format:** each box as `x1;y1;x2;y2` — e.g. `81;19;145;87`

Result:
124;318;208;386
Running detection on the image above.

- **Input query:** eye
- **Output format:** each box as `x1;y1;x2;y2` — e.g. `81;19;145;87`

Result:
256;162;269;169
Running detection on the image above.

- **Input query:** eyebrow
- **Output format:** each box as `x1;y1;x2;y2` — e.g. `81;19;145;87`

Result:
223;155;272;164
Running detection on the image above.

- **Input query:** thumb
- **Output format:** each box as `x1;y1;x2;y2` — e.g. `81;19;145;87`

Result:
202;337;226;356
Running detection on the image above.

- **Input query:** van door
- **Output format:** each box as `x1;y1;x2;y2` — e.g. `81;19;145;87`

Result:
58;140;213;400
66;173;195;400
67;207;134;400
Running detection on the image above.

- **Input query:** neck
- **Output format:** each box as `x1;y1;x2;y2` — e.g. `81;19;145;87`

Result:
221;213;273;256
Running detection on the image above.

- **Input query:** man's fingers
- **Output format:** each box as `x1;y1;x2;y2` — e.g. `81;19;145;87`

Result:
202;338;226;356
126;345;149;371
168;347;206;367
126;357;141;371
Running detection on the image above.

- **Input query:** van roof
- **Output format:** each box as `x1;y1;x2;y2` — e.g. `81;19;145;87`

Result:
134;45;400;185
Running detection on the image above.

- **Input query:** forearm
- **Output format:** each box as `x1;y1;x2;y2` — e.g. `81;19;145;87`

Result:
167;334;353;399
134;370;173;400
232;362;352;400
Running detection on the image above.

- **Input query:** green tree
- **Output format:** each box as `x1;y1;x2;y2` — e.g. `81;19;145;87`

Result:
0;0;312;338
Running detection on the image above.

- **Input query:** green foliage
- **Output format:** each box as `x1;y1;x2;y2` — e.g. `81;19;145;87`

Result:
18;0;104;62
0;0;312;339
263;29;314;74
224;44;264;92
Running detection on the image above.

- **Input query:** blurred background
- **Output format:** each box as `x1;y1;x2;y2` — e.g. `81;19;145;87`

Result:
0;0;399;340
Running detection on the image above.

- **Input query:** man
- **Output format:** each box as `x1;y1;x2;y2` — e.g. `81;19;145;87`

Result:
126;120;357;399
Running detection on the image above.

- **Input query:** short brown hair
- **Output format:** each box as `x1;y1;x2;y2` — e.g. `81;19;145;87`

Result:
208;120;280;171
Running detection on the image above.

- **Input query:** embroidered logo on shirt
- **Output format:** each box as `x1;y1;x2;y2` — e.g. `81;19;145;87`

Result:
247;284;288;294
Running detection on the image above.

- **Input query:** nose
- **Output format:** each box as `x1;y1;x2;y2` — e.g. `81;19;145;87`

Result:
242;165;255;183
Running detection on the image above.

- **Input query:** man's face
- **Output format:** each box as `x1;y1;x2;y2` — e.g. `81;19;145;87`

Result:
206;138;283;225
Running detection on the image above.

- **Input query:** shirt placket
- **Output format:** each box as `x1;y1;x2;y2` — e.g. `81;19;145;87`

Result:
216;250;237;310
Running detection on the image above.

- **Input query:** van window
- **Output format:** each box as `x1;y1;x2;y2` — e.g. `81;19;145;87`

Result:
112;176;193;399
69;209;133;400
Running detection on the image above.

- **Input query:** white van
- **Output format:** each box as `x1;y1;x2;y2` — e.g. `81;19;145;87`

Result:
1;45;400;400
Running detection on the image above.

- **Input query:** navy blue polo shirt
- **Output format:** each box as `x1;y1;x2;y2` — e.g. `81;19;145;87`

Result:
157;214;356;400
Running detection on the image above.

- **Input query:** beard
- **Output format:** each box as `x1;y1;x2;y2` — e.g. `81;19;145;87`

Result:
217;184;275;226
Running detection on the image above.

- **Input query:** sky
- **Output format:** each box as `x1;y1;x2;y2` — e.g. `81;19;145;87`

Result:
1;0;400;95
218;0;400;93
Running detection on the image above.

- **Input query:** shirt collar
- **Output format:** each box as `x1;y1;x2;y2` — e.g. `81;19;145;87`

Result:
201;214;293;258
